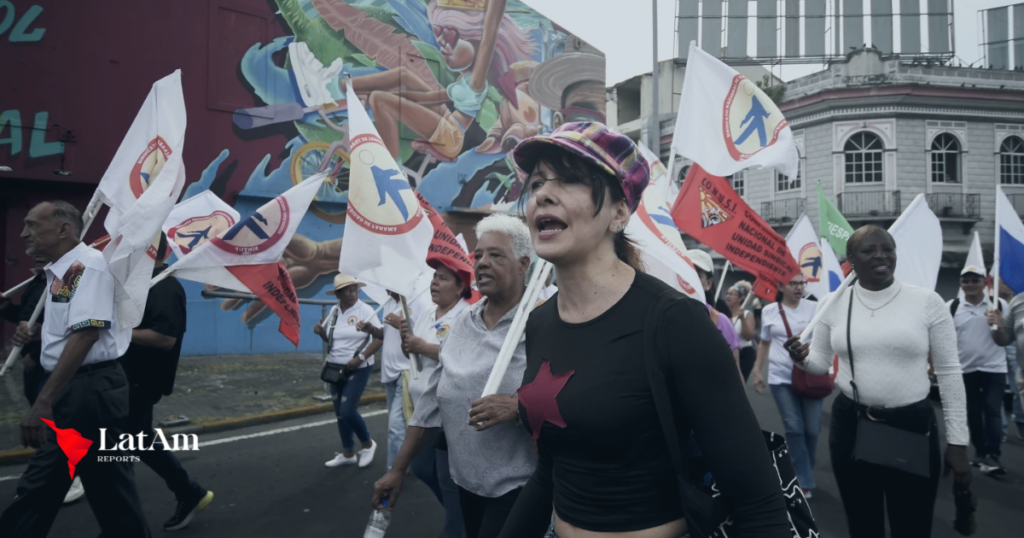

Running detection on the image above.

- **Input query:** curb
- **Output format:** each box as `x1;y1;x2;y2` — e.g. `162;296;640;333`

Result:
0;391;387;466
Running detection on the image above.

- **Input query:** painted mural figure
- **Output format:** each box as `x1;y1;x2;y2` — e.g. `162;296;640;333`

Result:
734;95;771;147
348;0;535;162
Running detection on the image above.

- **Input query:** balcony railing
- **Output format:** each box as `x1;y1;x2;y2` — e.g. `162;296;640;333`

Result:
837;190;901;218
1008;193;1024;218
926;193;981;219
760;198;805;224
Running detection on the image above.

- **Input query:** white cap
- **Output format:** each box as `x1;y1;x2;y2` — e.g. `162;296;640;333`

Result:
960;265;985;277
687;249;714;274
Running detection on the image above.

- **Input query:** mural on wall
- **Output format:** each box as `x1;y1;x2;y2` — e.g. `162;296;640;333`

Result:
181;0;605;353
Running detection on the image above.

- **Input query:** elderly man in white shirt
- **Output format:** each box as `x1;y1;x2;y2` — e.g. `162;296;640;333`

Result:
0;201;150;537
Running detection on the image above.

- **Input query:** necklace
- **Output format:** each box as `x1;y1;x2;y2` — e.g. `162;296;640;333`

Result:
855;283;902;316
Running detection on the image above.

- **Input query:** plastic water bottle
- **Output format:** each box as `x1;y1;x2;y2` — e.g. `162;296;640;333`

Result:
363;499;391;538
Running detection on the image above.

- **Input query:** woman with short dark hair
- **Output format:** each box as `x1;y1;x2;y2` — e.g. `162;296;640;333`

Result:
499;122;791;538
786;225;970;537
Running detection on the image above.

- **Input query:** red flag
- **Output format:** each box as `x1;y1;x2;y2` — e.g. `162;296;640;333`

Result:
416;191;474;288
227;262;300;347
670;164;799;301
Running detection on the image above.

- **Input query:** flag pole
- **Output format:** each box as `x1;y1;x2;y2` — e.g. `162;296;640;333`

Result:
993;186;1002;330
2;276;34;298
2;194;104;376
797;271;857;346
713;260;731;305
481;260;552;397
400;295;420;380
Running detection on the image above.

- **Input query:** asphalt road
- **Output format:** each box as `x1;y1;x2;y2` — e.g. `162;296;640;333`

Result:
2;393;1022;537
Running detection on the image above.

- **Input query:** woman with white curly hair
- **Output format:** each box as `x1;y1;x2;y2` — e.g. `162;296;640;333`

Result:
372;214;538;538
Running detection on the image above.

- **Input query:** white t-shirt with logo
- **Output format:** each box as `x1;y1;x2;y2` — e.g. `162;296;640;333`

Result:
380;296;430;383
41;242;132;372
407;299;471;406
949;297;1009;374
760;300;818;385
325;300;381;368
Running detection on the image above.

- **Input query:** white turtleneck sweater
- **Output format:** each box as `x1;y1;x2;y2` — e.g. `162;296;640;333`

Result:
802;280;968;446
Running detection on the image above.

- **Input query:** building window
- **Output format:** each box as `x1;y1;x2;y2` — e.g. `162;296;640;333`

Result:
930;133;961;183
776;157;802;193
844;132;884;184
728;170;746;197
1001;135;1024;185
676;164;690;190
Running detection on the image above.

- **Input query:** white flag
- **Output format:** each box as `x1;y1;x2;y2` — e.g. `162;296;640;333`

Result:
671;42;799;178
165;173;326;292
820;237;844;292
338;79;431;296
889;194;943;291
626;168;704;302
785;214;829;301
637;141;677;206
98;70;187;327
162;191;241;260
957;232;987;301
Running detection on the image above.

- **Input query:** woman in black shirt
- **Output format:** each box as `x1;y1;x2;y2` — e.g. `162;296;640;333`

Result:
499;122;791;538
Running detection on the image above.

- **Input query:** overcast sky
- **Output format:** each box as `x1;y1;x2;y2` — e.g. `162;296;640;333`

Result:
522;0;1015;86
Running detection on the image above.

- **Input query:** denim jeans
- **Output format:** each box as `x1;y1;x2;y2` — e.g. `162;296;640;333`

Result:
383;378;407;470
770;383;823;490
963;371;1005;457
330;366;372;452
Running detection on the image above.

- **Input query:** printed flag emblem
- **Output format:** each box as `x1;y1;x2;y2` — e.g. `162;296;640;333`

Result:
722;75;787;162
700;188;732;228
347;134;425;235
129;136;172;198
798;243;823;284
211;198;290;256
168;211;237;256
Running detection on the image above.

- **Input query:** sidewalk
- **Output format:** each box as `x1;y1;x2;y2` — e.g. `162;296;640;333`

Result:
0;352;385;457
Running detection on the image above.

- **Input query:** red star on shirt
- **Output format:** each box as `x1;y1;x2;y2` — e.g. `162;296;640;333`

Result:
517;359;574;440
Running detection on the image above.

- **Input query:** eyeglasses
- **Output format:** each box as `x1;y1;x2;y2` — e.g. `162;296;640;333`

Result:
960;278;983;284
787;281;807;288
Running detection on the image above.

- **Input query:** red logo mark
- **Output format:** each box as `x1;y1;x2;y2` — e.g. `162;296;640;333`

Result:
40;418;93;479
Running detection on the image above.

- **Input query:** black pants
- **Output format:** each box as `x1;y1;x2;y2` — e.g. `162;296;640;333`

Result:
963;371;1004;458
830;393;941;538
457;486;521;538
0;361;151;538
739;346;756;382
125;385;201;502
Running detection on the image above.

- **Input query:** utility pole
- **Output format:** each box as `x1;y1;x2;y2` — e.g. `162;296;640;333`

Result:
650;0;659;154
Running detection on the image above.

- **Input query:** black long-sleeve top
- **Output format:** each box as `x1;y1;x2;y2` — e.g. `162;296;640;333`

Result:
1;272;46;362
501;271;790;537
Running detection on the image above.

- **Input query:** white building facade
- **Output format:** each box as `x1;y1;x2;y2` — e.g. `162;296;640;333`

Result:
612;48;1024;297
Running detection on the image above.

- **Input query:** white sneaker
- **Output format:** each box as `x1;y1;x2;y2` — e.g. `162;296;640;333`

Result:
64;476;85;504
358;440;377;468
324;452;357;468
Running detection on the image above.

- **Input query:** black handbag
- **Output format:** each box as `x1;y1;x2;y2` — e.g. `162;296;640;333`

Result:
320;307;372;386
643;290;818;538
846;284;933;478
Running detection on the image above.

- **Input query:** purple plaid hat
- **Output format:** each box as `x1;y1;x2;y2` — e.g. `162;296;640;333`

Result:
512;121;650;213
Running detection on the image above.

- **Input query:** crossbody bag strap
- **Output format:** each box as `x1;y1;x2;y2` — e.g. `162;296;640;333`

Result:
777;302;793;338
643;290;717;534
845;284;860;407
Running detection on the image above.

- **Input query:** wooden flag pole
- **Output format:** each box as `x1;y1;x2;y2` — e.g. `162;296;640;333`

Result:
713;260;732;305
2;194;104;376
481;260;552;397
400;296;420;380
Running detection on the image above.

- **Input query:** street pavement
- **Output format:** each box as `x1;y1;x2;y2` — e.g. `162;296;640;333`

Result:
1;388;1022;537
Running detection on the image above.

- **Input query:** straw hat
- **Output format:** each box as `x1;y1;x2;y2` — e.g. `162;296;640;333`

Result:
326;273;366;295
